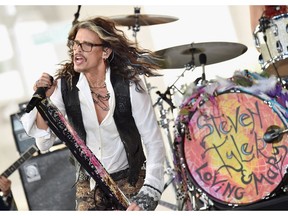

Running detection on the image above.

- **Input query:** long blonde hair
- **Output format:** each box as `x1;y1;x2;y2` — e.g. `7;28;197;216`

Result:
55;16;160;90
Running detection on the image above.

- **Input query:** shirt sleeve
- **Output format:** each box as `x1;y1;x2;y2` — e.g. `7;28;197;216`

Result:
2;191;17;210
21;80;65;152
130;79;165;193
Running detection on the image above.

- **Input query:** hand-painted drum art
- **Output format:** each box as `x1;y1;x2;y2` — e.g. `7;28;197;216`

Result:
175;71;288;206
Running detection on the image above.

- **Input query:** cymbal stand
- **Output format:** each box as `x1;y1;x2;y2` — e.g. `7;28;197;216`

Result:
124;6;141;44
130;7;141;42
155;96;184;210
154;65;198;210
126;7;155;96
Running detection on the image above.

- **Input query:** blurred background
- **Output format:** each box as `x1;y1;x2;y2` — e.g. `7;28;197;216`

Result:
0;4;263;211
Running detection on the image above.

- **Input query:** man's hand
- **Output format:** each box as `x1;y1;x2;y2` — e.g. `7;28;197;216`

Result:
126;202;142;211
0;176;11;196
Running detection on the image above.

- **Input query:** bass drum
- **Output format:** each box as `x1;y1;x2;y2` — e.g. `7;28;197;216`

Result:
176;74;288;208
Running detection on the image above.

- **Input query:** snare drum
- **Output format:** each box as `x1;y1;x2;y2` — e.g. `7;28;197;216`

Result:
254;13;288;77
175;72;288;207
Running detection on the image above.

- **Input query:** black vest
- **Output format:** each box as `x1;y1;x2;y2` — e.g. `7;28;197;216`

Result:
61;73;146;185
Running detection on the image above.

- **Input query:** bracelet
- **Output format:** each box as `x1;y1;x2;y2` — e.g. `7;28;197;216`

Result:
2;191;12;202
143;184;162;195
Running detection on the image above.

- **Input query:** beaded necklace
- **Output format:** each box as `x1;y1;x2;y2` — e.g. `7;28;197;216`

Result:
89;82;110;111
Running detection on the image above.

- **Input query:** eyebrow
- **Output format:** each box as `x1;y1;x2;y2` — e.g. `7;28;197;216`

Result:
74;39;96;44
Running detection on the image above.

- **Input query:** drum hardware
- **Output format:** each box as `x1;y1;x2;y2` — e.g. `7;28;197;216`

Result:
199;53;208;85
155;89;176;111
193;77;203;86
154;98;184;210
258;16;271;33
177;155;214;211
197;191;214;210
187;52;209;87
148;80;186;211
176;160;200;211
155;96;174;132
155;95;203;210
158;200;178;211
154;64;196;112
158;110;173;129
281;182;288;192
186;178;208;210
171;122;203;211
163;167;176;186
263;125;288;143
154;42;247;69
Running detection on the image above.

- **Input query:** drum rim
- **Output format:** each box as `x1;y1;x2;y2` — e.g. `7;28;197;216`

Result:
260;54;288;71
272;12;288;20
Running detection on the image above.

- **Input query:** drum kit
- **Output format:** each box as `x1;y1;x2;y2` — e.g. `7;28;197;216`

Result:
111;6;288;211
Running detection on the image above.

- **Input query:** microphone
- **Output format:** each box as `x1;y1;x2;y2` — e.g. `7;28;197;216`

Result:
199;53;207;84
263;125;288;143
25;76;54;113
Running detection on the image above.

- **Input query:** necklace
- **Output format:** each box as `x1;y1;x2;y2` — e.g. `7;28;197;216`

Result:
89;82;107;89
91;90;110;111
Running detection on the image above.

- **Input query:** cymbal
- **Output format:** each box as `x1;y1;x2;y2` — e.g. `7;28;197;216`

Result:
110;14;178;26
154;42;248;69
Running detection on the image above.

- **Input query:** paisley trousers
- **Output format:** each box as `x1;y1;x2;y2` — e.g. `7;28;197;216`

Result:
75;169;145;210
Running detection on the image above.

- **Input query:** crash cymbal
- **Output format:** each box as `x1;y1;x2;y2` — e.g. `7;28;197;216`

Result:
110;14;178;26
154;42;248;69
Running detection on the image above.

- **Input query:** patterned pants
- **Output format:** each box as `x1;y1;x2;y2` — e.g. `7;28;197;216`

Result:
75;170;145;210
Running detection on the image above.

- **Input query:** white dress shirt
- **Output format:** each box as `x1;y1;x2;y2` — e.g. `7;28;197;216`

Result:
21;68;165;192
